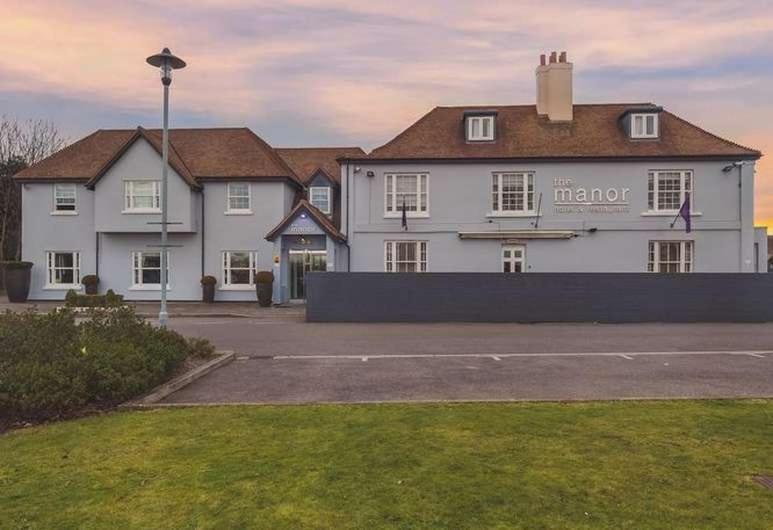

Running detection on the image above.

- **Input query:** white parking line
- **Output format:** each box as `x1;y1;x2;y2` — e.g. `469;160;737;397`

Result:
272;349;773;360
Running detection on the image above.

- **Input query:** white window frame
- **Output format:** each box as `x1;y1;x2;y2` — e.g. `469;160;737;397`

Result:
52;184;77;215
309;186;332;214
384;241;427;272
467;115;495;141
384;173;429;218
45;251;81;289
130;251;170;290
647;241;693;273
123;180;161;213
221;251;258;290
502;245;526;273
226;182;252;214
631;113;659;139
490;172;536;216
647;170;693;214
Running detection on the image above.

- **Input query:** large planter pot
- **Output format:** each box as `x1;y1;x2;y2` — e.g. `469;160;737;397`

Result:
202;283;215;303
2;262;33;303
256;282;273;307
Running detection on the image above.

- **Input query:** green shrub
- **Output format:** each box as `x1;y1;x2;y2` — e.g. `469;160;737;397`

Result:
255;270;274;284
0;308;213;423
200;275;217;285
64;290;124;308
81;274;99;287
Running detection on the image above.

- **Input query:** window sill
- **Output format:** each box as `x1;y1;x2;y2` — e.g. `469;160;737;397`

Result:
486;211;540;218
122;209;161;215
50;211;78;216
641;211;703;217
129;285;172;291
219;285;255;291
384;212;430;219
44;284;82;290
224;210;253;216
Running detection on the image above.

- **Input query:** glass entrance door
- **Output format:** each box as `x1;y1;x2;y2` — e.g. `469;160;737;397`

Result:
289;250;327;300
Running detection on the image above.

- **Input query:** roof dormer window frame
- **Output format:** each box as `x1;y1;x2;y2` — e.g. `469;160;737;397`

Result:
630;113;659;139
465;113;496;142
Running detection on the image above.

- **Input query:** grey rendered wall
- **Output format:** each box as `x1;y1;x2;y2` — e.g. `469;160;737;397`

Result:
99;232;201;301
306;272;773;322
93;138;195;233
342;160;755;273
21;183;96;300
203;181;294;301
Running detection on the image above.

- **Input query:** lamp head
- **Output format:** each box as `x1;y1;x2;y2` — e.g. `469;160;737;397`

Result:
146;48;186;86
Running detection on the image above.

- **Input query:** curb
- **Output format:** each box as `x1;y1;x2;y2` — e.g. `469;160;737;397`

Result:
122;351;236;407
135;313;254;319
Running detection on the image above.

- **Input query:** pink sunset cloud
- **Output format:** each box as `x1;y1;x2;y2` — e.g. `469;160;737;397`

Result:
2;0;772;225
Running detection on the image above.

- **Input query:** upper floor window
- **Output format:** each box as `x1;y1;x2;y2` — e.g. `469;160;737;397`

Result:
492;172;535;214
385;173;428;217
648;170;692;212
46;251;81;288
385;241;427;272
467;115;495;141
648;241;693;273
309;186;331;214
227;183;251;213
53;184;77;214
124;180;160;212
631;113;659;139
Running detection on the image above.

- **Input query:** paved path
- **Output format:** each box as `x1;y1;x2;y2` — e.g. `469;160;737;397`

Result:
162;317;773;403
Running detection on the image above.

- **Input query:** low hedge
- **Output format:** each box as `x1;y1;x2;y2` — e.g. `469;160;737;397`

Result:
64;289;124;308
0;308;214;424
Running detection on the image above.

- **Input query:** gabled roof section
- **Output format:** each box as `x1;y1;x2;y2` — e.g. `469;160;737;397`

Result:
357;104;761;161
265;199;346;242
15;127;303;187
276;147;365;184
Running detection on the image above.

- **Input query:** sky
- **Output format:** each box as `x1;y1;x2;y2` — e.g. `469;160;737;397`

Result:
2;0;773;227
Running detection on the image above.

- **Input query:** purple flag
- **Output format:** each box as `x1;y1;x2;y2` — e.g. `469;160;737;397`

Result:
675;193;691;233
401;199;408;231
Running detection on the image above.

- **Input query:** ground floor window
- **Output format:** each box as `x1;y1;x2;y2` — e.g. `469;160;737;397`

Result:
46;251;80;287
132;251;170;288
502;245;525;273
385;241;427;272
222;251;258;287
648;241;693;273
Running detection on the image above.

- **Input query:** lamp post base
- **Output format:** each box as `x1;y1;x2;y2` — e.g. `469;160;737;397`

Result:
159;310;169;328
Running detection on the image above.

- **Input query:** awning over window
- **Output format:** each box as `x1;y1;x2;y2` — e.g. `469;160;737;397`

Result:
458;230;575;240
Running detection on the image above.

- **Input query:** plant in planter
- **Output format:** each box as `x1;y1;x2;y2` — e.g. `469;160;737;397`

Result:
81;274;99;295
201;275;217;303
254;270;274;307
1;261;33;303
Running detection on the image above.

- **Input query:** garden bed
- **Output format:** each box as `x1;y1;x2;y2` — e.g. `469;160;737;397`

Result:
0;308;214;432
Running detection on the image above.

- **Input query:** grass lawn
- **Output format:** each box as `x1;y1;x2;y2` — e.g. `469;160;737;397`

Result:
1;401;772;529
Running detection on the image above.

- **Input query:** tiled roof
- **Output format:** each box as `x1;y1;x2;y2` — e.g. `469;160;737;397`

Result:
15;127;303;187
264;199;346;242
359;104;761;161
276;147;365;184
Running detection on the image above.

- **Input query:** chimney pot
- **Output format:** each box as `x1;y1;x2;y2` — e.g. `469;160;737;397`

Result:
540;54;546;66
559;51;567;63
549;51;557;63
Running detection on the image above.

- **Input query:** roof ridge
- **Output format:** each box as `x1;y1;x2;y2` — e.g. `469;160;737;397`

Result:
244;128;303;186
276;146;365;151
370;106;440;156
662;110;761;156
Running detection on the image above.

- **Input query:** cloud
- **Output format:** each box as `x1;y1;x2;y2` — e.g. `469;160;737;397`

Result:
1;0;772;223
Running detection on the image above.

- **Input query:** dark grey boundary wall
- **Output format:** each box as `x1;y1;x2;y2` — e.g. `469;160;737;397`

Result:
305;272;773;323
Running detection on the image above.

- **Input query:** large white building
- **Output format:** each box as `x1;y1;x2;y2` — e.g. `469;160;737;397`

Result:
15;52;766;303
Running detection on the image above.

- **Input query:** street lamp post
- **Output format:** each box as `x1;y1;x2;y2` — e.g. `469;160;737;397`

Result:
146;48;186;327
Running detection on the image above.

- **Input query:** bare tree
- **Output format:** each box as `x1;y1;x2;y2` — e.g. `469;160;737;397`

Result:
0;117;66;263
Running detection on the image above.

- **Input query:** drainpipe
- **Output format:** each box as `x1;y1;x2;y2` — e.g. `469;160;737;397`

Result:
95;232;100;279
200;188;205;278
346;161;352;272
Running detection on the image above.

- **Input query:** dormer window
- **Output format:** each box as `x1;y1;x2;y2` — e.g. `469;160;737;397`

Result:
309;186;331;214
631;113;659;139
466;114;495;141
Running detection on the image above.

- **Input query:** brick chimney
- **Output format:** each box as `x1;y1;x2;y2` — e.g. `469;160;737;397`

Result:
535;51;573;122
